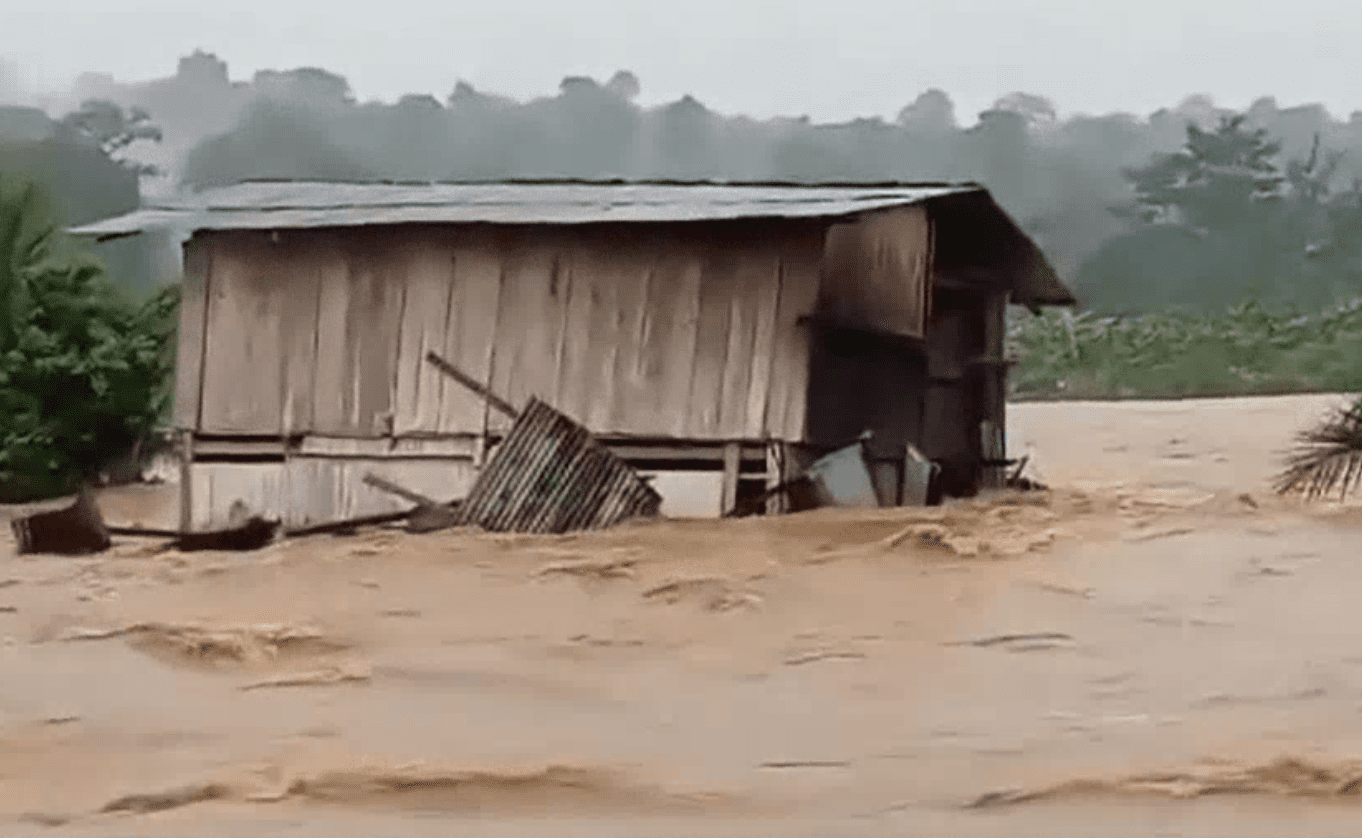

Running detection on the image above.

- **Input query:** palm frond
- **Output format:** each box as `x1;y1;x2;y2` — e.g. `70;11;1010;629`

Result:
1275;399;1362;500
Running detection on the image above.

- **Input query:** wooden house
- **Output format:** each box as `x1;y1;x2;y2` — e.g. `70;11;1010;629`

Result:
71;180;1075;530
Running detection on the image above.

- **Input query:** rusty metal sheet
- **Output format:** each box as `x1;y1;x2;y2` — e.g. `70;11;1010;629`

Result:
458;397;662;534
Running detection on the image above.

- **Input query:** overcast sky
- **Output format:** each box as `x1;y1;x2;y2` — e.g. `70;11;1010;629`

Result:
2;0;1358;122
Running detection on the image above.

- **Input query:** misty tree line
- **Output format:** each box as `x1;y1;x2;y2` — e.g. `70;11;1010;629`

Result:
10;50;1362;499
46;51;1362;313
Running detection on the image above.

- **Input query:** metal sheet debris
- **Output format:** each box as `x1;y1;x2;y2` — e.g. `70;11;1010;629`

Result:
903;444;938;507
802;436;882;509
457;396;662;534
421;350;661;535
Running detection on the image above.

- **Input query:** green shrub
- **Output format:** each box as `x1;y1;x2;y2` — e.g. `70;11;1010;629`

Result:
1009;299;1362;401
0;175;177;502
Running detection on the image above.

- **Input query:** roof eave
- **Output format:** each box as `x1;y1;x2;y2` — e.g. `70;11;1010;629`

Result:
66;194;984;238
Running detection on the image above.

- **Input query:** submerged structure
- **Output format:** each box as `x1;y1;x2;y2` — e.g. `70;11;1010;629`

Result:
72;180;1075;531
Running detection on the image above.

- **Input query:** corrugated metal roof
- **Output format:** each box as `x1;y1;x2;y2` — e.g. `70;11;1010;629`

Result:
67;179;984;236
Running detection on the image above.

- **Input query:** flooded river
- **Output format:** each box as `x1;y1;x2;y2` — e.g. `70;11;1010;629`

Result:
4;393;1362;836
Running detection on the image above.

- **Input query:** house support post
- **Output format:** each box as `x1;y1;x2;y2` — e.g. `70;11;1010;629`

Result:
765;440;788;515
177;430;194;533
721;442;741;516
981;291;1010;489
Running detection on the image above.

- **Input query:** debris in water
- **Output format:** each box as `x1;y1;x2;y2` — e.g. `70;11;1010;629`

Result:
966;755;1362;808
1274;398;1362;501
19;812;71;827
1247;557;1293;577
171;517;281;552
532;552;639;581
240;661;372;691
643;576;762;612
102;518;281;552
59;621;345;666
567;634;646;648
58;626;134;642
947;632;1074;650
1117;491;1216;511
100;783;228;814
784;650;866;666
1122;525;1196;543
1025;574;1094;598
90;756;725;817
11;489;111;556
361;472;462;535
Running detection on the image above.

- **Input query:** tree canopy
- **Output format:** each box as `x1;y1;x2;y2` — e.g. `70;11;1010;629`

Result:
0;175;177;502
1076;113;1362;313
1119;115;1284;231
60;99;164;176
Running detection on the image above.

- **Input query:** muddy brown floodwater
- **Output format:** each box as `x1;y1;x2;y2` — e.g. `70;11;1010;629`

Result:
4;393;1362;837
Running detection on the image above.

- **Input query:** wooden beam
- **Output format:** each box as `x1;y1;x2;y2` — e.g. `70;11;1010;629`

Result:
283;510;415;538
934;265;1012;290
795;313;928;352
601;442;768;464
296;435;479;459
191;438;288;458
930;274;990;294
362;472;438;508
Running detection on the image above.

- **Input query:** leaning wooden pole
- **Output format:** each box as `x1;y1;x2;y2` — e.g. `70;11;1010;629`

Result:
424;350;520;420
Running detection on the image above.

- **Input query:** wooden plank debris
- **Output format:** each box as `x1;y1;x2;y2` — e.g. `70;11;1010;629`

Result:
360;471;463;534
108;518;281;552
426;350;518;420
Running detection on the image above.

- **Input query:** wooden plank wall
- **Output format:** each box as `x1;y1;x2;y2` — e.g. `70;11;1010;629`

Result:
189;457;478;531
921;304;983;461
391;239;454;434
489;235;569;435
194;222;823;444
198;232;285;432
310;238;354;435
172;234;210;430
816;205;933;340
188;462;287;530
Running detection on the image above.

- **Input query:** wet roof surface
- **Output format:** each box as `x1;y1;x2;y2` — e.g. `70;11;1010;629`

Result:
68;180;984;235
